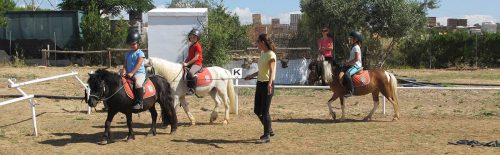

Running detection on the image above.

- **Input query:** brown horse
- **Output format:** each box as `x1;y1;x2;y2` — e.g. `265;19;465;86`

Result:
325;64;400;122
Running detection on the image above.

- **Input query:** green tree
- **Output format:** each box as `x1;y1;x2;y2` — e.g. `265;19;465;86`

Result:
58;0;122;16
0;0;15;28
80;0;127;51
300;0;438;67
59;0;155;32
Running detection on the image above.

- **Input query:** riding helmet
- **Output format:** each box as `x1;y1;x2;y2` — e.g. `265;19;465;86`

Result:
189;28;202;40
349;31;363;42
126;31;141;44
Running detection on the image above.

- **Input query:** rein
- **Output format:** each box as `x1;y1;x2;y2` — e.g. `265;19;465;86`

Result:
89;82;125;101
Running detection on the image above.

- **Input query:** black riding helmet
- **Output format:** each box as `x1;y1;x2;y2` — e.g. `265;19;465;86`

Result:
126;31;141;44
188;28;202;41
349;31;363;42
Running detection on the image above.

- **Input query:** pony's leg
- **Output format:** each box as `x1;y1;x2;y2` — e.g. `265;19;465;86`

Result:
364;91;381;121
148;106;158;136
326;94;339;120
179;96;196;125
209;89;221;124
384;96;400;121
101;110;118;145
125;113;135;141
380;87;400;121
339;97;346;122
220;89;231;125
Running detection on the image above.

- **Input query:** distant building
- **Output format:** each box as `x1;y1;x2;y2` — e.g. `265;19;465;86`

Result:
290;14;301;30
481;22;497;33
252;14;262;26
427;17;437;27
447;18;467;29
271;18;280;27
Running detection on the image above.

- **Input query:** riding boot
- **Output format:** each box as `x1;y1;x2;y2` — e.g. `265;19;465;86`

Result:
187;75;197;95
259;116;274;139
132;87;144;110
344;76;354;98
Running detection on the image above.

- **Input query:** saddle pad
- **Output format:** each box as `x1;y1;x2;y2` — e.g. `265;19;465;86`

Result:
352;70;370;87
196;68;213;87
123;77;156;100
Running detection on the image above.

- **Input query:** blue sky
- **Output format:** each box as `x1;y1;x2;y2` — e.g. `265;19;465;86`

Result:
158;0;500;25
36;0;500;25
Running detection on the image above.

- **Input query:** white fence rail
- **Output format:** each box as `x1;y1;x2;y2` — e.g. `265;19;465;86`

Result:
0;72;90;136
233;80;500;115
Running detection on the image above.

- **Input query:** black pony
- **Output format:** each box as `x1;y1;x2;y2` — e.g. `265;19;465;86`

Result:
86;69;177;144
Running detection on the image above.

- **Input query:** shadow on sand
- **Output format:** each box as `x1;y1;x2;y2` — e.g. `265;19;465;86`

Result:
274;118;389;124
171;138;256;148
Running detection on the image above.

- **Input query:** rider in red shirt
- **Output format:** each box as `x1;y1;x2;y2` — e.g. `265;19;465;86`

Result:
183;29;203;95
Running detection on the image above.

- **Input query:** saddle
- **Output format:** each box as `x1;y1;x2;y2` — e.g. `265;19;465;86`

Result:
183;67;213;87
339;69;371;88
122;77;156;100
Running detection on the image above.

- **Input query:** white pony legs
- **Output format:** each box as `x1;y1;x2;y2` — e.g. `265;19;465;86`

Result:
178;96;196;125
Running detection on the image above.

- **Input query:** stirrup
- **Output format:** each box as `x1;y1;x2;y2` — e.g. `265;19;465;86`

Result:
132;103;143;110
186;88;195;95
344;92;353;98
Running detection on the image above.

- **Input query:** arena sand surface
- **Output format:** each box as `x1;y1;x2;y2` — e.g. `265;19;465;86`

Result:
0;66;499;154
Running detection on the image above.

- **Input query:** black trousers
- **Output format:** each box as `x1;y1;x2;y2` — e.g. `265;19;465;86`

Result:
254;81;274;136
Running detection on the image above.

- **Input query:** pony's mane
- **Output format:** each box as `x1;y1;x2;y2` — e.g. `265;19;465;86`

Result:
149;57;182;81
93;69;121;86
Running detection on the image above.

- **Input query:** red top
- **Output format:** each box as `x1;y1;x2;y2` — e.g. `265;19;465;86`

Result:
318;37;333;58
186;42;203;65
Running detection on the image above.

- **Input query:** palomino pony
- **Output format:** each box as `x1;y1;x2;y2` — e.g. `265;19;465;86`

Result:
307;59;334;86
145;57;237;125
325;63;400;122
86;69;177;144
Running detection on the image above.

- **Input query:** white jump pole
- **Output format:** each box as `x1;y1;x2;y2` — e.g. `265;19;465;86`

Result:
9;72;78;88
72;74;91;114
0;95;34;106
1;71;91;136
235;78;239;115
7;79;38;136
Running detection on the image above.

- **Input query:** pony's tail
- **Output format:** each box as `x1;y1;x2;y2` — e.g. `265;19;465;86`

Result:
388;73;399;103
227;78;238;115
158;79;177;130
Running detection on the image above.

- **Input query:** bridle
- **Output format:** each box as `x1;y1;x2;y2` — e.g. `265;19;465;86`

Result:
87;79;124;103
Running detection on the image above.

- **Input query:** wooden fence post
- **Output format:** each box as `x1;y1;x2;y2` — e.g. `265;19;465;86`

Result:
107;48;112;68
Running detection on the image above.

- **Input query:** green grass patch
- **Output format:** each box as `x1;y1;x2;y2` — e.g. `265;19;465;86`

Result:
237;88;316;96
0;73;20;79
478;111;497;117
496;103;500;109
75;116;88;121
0;128;4;137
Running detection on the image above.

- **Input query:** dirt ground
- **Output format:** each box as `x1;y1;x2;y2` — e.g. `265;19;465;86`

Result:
0;66;499;154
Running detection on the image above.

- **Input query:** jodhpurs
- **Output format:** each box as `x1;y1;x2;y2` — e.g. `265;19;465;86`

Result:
254;81;274;136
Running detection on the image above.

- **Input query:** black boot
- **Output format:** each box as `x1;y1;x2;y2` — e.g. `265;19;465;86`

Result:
259;116;274;139
132;87;144;110
186;75;197;95
344;75;354;98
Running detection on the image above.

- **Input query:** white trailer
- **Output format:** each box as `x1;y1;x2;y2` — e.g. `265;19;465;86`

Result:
147;8;208;62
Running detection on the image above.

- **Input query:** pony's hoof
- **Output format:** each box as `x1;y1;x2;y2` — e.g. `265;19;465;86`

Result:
392;117;399;121
190;122;196;126
126;135;135;141
222;120;228;125
170;130;176;135
330;112;336;120
99;140;108;145
362;117;372;121
147;131;157;137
